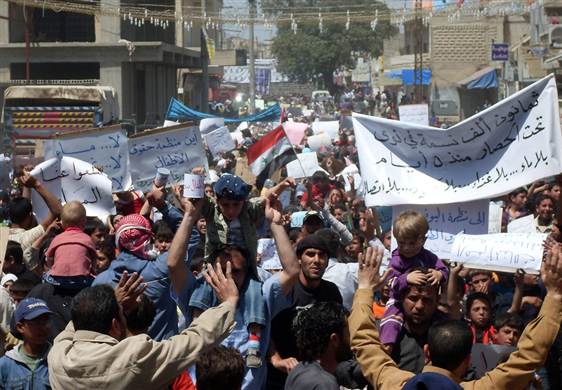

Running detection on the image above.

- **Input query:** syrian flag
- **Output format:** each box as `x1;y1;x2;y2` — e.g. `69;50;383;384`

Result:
247;125;297;188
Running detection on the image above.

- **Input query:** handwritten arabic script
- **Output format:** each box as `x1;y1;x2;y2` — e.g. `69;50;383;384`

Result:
44;127;131;192
129;126;206;192
354;75;562;206
451;233;547;274
31;156;115;223
392;200;489;259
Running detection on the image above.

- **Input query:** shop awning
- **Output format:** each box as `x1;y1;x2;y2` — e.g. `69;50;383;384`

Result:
458;67;498;89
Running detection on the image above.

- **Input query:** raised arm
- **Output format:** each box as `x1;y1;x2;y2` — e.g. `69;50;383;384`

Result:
446;264;463;320
349;247;413;390
266;198;300;295
167;198;202;295
468;246;562;389
265;177;296;200
507;272;524;314
21;171;63;229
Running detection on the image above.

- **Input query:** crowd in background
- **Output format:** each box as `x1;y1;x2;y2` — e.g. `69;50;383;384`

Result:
0;105;562;390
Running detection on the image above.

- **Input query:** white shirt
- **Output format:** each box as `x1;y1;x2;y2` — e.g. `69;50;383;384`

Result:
322;258;358;311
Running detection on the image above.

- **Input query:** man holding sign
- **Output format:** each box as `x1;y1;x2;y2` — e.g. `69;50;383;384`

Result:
8;171;63;275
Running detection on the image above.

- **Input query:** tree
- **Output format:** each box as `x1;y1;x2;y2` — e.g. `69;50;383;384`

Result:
265;0;396;94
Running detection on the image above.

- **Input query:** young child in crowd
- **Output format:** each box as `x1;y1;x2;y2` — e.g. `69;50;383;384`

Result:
152;220;174;255
45;201;97;289
380;211;449;351
466;292;495;344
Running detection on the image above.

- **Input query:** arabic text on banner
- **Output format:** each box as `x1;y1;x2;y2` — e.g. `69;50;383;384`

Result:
129;125;207;192
392;200;489;260
450;233;547;274
44;126;131;192
31;157;115;223
354;75;562;206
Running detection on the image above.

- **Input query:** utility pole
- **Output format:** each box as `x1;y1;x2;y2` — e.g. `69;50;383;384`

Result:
201;0;209;112
248;0;256;114
413;0;423;103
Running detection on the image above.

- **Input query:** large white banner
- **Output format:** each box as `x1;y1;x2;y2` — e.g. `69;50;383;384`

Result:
354;75;562;206
31;157;115;223
44;125;131;192
129;124;206;192
392;200;489;259
451;233;547;274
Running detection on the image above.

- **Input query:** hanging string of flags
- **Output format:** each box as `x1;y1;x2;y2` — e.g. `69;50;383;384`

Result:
5;0;533;32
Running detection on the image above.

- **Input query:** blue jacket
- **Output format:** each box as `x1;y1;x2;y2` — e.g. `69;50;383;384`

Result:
93;203;199;341
0;347;50;390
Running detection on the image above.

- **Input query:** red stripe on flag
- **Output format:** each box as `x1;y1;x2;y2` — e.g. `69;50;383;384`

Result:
246;125;286;165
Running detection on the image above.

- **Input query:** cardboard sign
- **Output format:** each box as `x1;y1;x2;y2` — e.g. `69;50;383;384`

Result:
392;200;489;259
129;124;206;192
286;152;322;179
398;104;430;126
199;117;224;134
44;125;131;192
204;126;236;158
451;232;547;274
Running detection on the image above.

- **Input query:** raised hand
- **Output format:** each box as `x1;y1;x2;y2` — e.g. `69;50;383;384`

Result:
204;261;239;306
542;245;562;299
265;197;283;225
357;246;390;290
114;271;146;314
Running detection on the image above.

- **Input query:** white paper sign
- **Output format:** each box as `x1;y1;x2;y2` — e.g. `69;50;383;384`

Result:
307;133;332;151
338;164;363;192
231;131;245;144
392;200;489;259
312;121;340;140
31;157;115;223
183;174;205;198
199;117;224;134
286;152;322;178
451;233;547;274
204;126;236;157
488;202;503;234
257;238;281;270
44;126;131;192
129;125;206;192
507;214;535;233
354;75;562;206
398;104;430;126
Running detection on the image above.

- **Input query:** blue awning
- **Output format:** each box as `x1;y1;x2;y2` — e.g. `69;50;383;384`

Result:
383;69;431;85
166;98;282;123
401;69;431;85
458;67;499;89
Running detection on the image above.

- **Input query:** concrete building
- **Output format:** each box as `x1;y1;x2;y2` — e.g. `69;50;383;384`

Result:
0;1;207;126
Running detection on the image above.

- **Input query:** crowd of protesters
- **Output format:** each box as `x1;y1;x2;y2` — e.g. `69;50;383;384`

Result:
1;106;562;390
